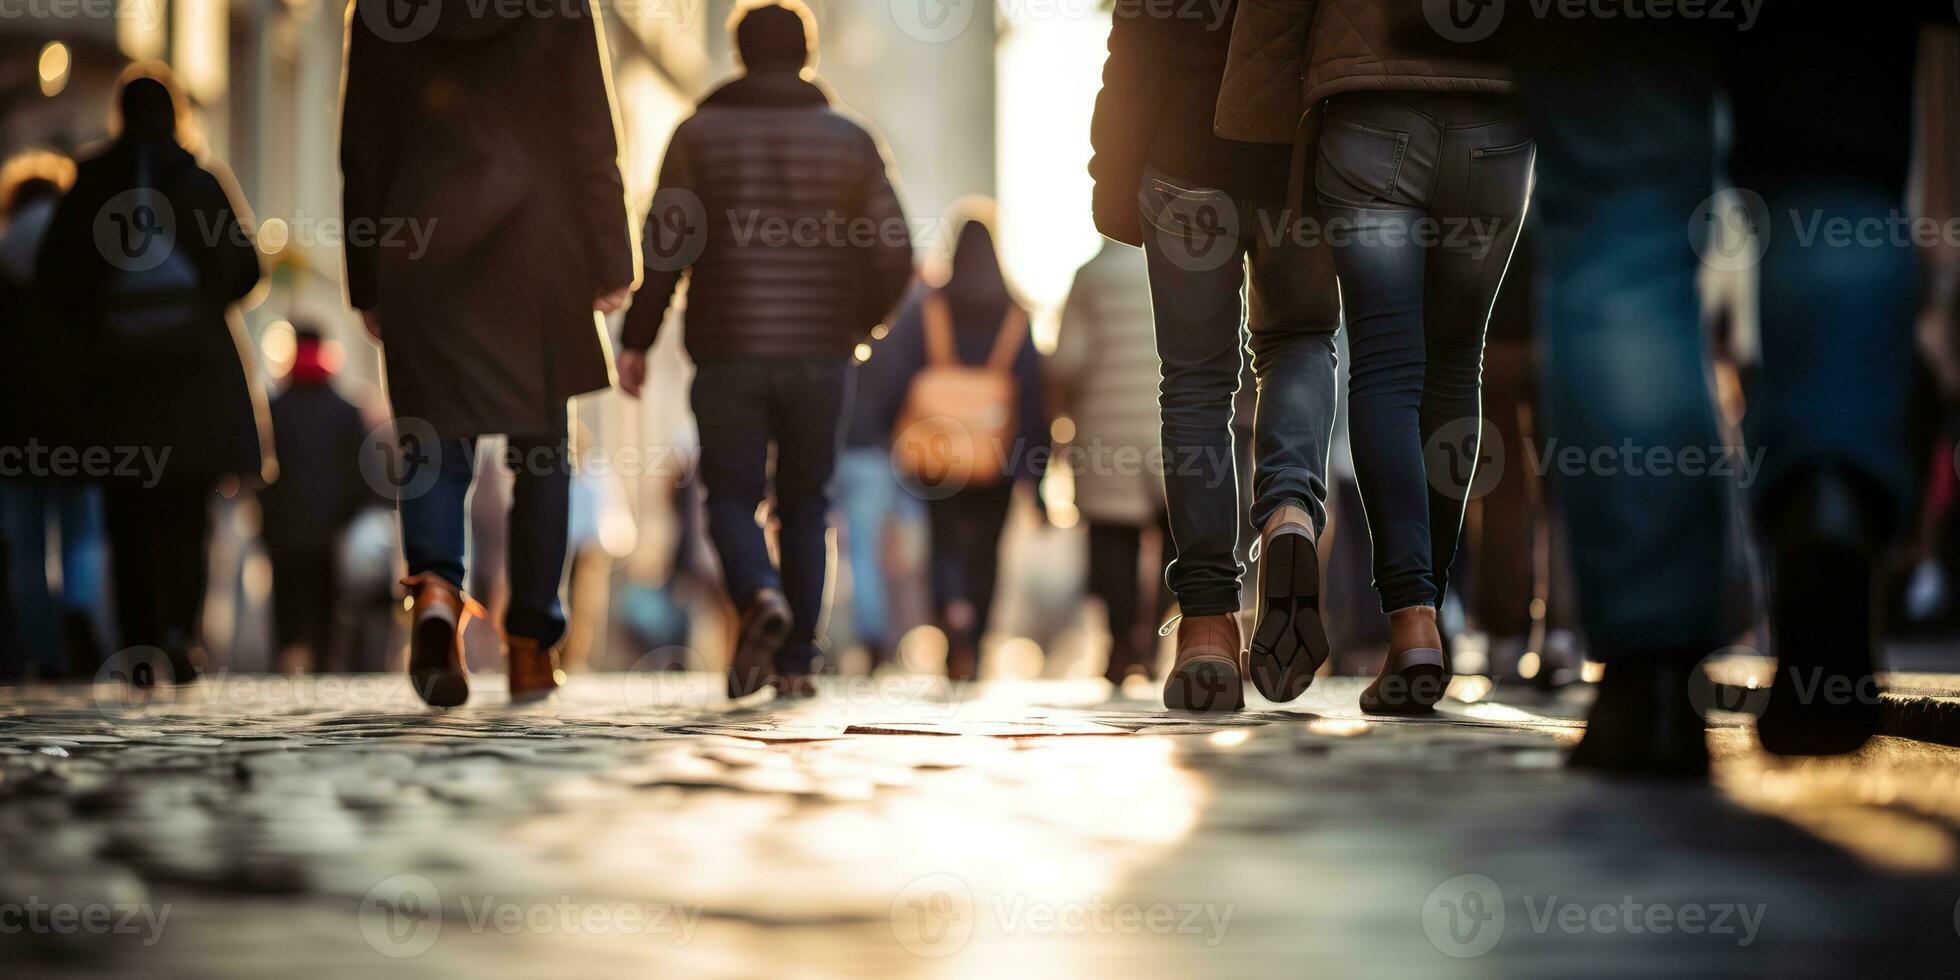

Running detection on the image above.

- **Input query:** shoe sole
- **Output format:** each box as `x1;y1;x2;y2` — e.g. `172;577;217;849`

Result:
1164;657;1245;713
1249;527;1329;703
409;615;468;708
729;603;793;698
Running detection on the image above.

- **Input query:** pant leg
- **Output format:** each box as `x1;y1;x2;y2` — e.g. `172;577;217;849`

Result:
398;433;478;590
690;362;779;607
1728;31;1919;532
1139;167;1249;617
102;483;157;650
503;427;572;648
768;356;853;671
1087;521;1144;647
835;448;897;650
1315;95;1440;612
150;485;211;653
0;480;56;674
1519;47;1727;662
1422;102;1533;604
1245;191;1344;537
54;481;107;617
961;483;1016;638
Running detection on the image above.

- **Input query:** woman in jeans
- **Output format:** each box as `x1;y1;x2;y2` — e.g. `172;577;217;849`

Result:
1216;0;1533;713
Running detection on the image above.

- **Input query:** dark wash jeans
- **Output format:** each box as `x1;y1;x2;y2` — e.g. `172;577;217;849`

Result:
1518;31;1917;662
399;420;572;648
691;355;853;674
1315;92;1533;613
1139;166;1342;618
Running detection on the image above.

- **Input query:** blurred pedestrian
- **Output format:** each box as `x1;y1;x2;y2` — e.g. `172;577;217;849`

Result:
258;325;368;673
1091;0;1343;711
1051;241;1168;685
342;0;640;706
618;0;914;697
0;150;107;680
1215;0;1532;713
1499;10;1940;772
838;283;927;671
36;65;271;684
875;215;1046;681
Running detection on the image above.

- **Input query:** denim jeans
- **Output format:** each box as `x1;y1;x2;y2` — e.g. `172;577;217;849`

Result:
1315;92;1533;612
0;479;106;676
691;356;853;673
399;423;571;648
1139;166;1342;617
834;445;916;653
1518;32;1918;661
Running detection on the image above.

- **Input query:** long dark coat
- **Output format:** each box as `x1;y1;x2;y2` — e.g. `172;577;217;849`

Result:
341;0;640;440
35;139;270;488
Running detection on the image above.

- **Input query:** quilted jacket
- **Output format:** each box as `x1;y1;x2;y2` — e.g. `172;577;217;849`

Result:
1214;0;1513;147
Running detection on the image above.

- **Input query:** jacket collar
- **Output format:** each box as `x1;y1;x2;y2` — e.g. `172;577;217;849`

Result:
700;70;829;109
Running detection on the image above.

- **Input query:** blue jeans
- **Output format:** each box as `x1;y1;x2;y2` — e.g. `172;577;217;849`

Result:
1519;32;1917;661
834;446;914;652
1315;92;1532;612
691;356;853;673
1140;167;1342;617
0;479;106;676
398;424;571;648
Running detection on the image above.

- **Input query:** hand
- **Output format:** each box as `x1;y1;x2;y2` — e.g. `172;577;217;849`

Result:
617;349;646;398
595;287;631;315
361;309;382;344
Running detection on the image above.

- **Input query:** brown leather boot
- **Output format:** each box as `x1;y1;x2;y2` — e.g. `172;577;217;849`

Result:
1360;605;1451;714
728;589;792;698
1248;502;1330;703
402;574;472;708
507;637;566;703
1163;614;1245;713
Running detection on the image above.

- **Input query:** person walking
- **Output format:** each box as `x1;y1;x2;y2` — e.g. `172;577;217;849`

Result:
258;325;370;673
1091;0;1343;712
0;150;109;680
1051;241;1168;686
872;216;1045;682
341;0;640;706
1214;0;1533;714
616;0;914;697
36;66;271;684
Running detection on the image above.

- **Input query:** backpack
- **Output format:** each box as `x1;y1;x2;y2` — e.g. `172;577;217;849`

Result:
98;148;205;357
891;292;1026;496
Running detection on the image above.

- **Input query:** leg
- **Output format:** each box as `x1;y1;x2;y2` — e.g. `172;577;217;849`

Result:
1087;521;1144;680
0;481;56;675
54;482;107;674
689;362;779;608
503;426;572;649
1423;103;1532;604
101;483;158;651
768;356;852;675
836;448;897;663
1139;168;1250;618
398;434;479;591
961;483;1016;641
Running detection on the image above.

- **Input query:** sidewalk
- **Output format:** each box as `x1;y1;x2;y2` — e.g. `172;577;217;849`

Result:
2;674;1957;977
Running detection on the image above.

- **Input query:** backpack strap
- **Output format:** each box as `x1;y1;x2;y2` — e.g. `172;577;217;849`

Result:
985;306;1028;373
922;292;957;367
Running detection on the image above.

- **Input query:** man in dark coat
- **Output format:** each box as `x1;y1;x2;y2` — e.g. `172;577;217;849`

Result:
258;326;371;673
36;66;270;683
617;1;914;697
341;0;640;706
1089;0;1341;712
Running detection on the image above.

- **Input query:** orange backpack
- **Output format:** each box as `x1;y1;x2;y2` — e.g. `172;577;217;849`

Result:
891;292;1027;496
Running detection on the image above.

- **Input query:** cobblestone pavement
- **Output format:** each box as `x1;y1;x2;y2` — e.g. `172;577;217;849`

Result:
4;672;1959;978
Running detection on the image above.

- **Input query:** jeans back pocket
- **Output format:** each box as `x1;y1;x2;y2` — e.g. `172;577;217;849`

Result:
1315;116;1411;208
1466;138;1535;218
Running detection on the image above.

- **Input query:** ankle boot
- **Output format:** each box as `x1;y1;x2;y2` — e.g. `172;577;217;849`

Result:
1163;614;1245;713
1248;501;1330;702
507;637;565;703
1359;606;1450;714
729;589;792;698
1759;467;1884;756
402;574;473;708
1569;655;1710;778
